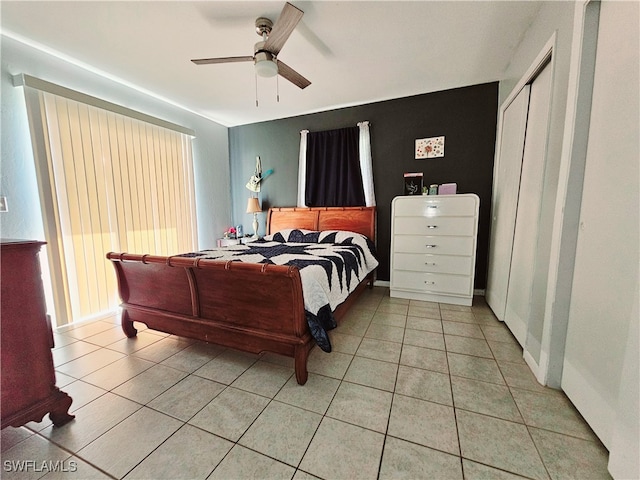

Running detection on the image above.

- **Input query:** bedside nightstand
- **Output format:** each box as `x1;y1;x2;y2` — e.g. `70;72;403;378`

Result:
217;238;240;247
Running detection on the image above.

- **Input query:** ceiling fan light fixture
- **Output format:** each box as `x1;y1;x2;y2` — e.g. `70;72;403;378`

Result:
254;51;278;77
191;3;310;89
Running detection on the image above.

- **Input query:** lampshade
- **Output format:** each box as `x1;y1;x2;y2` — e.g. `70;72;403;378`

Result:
246;197;262;214
255;56;278;78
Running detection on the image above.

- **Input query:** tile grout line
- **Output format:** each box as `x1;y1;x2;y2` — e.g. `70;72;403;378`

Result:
9;293;607;480
293;294;380;479
32;428;119;480
439;303;467;478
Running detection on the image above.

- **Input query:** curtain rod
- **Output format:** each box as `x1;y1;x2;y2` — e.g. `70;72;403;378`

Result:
13;73;195;137
300;121;369;135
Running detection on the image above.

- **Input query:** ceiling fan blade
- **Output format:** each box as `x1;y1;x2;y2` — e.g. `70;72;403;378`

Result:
264;2;303;55
191;56;253;65
276;60;311;89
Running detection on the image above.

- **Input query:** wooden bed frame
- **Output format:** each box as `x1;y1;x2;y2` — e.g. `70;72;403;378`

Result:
107;206;376;385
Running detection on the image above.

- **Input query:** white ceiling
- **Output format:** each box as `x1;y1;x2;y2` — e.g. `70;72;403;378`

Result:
1;1;541;127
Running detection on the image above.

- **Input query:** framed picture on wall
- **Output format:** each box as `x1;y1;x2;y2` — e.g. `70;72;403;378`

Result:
403;172;423;195
415;136;445;159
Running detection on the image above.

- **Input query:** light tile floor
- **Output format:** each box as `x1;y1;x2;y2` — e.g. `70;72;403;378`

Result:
1;288;612;479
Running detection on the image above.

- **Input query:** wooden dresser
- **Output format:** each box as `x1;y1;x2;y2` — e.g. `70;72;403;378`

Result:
390;194;480;306
1;239;74;429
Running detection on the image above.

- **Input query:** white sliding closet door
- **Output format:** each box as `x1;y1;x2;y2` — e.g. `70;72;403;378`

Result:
504;62;552;346
486;85;530;321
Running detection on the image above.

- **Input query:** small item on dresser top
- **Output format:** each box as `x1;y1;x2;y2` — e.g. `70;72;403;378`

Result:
236;225;243;237
223;227;237;239
403;172;424;195
439;183;457;195
428;184;439;195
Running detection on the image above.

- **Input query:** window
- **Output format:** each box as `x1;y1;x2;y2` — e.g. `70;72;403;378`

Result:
297;121;375;207
21;76;197;325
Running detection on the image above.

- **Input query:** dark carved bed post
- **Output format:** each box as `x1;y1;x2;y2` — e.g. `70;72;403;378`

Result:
294;344;310;385
121;310;138;338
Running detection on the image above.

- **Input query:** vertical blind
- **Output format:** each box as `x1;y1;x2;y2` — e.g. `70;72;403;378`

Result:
39;91;197;323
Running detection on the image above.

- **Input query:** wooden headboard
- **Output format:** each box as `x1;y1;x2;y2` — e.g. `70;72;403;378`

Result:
267;206;376;242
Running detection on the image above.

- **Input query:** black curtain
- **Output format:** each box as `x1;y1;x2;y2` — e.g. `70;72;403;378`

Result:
305;126;365;207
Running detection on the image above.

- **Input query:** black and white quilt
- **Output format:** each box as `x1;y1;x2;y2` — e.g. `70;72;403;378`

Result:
180;229;378;352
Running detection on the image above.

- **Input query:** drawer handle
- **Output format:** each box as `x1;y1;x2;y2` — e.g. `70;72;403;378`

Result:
424;281;436;285
427;205;438;209
425;244;438;248
425;262;437;266
426;225;438;229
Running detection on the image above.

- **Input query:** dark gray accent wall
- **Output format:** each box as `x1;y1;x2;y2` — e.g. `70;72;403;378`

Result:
229;82;498;288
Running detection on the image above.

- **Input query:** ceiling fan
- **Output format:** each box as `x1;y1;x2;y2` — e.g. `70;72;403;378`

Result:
191;2;311;90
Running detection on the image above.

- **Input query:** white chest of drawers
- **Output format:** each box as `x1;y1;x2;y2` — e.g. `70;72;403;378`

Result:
390;194;480;306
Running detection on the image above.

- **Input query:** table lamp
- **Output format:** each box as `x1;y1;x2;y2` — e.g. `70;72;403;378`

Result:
246;197;262;238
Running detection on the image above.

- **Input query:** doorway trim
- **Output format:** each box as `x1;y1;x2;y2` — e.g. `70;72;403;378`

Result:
501;34;556;111
538;0;600;388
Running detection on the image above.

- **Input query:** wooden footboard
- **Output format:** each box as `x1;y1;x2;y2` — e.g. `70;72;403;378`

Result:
107;253;313;385
107;206;376;385
107;253;319;384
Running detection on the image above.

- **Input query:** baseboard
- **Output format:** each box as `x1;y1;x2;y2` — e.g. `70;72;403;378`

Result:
55;308;119;333
375;282;483;294
562;358;612;448
523;350;547;385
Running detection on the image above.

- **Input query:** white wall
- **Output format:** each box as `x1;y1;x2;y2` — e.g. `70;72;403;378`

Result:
0;35;231;251
608;286;639;478
561;0;638;474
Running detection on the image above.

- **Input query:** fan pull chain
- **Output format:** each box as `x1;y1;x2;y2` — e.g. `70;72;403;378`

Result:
276;73;280;103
